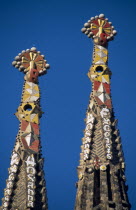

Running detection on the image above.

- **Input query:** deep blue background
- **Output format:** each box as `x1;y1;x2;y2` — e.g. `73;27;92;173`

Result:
0;0;136;209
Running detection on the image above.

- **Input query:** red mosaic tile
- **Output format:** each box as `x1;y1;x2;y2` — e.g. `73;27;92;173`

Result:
105;99;112;109
31;122;39;135
94;81;101;90
21;120;29;131
103;83;110;94
29;140;39;153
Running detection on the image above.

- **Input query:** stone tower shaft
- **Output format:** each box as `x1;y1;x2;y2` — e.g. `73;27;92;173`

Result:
1;47;50;210
75;14;130;210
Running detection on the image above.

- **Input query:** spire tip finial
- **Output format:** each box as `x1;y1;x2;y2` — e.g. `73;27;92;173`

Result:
82;14;117;45
12;47;50;76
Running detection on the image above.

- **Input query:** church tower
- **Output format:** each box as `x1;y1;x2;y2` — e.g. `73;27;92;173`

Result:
1;47;49;210
75;14;131;209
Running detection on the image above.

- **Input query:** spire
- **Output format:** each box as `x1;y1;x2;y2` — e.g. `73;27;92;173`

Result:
75;14;131;209
1;47;50;210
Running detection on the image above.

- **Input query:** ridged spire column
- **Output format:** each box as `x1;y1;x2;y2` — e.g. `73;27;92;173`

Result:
75;14;131;210
1;47;50;210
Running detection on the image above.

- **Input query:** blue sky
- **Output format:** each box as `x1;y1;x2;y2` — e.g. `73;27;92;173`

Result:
0;0;136;209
